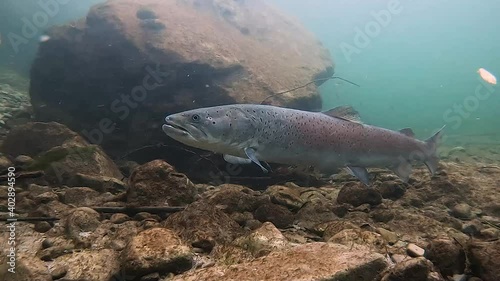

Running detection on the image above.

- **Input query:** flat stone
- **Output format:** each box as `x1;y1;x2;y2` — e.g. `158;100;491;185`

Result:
407;243;425;257
172;242;388;281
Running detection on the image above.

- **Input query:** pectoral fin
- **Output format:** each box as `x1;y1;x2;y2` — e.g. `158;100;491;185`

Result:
244;147;269;173
390;161;412;183
345;166;370;185
223;154;252;165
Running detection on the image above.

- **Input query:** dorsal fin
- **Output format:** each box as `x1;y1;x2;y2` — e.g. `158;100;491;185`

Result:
322;106;362;123
399;128;415;137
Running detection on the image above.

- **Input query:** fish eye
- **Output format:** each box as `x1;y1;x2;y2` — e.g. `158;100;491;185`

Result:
191;114;201;122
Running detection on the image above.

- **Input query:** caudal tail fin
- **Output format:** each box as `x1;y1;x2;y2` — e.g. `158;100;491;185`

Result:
424;125;446;175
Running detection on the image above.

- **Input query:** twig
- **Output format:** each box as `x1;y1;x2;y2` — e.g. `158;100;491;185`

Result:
260;76;360;105
1;217;59;222
0;170;44;182
92;206;186;214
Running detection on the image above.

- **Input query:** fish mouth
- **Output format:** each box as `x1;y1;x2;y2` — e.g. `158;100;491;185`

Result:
162;120;190;137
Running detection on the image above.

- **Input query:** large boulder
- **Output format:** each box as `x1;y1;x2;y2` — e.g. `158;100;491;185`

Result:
29;0;333;158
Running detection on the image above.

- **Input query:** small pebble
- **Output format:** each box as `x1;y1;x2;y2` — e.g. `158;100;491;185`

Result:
110;213;130;224
34;221;52;233
140;272;160;281
13;155;34;166
51;265;68;280
407;243;425;257
376;228;398;245
390;254;408;263
450;203;473;219
479;228;499;239
451;274;467;281
42;238;54;249
462;219;483;235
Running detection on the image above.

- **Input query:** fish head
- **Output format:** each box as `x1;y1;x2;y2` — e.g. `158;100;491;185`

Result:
162;106;247;151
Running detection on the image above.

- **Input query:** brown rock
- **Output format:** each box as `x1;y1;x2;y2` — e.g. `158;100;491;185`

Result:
172;243;388;281
253;203;294;228
0;155;13;170
62;187;102;206
127;160;196;207
1;122;88;157
50;264;68;280
121;227;193;276
450;203;473;219
33;191;59;204
202;184;270;213
163;201;242;252
265;185;304;210
64;207;101;244
381;257;439;281
30;200;71;218
328;229;386;253
376;181;406;200
0;254;51;281
66;173;126;193
110;213;130;224
230;211;254;226
233;222;289;257
425;238;466;277
337;182;383;207
295;199;339;230
51;249;120;281
322;220;359;241
370;209;395;223
13;154;34;166
34;221;52;233
468;240;500;281
1;122;123;184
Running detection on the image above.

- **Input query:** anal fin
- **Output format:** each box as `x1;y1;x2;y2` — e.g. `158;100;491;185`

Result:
346;166;370;185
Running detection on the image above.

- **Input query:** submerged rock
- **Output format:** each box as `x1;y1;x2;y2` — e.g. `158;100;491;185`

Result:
265;185;304;210
468;240;500;281
121;227;193;276
425;238;466;277
233;222;289;257
51;249;120;281
450;203;473;219
64;207;101;245
126;159;196;206
163;201;242;252
0;254;51;281
381;257;442;281
337;182;383;207
253;203;295;228
1;122;123;184
202;184;270;213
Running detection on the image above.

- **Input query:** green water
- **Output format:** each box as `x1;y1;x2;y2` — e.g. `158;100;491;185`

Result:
272;0;500;142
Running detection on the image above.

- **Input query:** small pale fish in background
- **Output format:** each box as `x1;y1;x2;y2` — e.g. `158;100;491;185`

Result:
478;68;497;85
39;35;51;43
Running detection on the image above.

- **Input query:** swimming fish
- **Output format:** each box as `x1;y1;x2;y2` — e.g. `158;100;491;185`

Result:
162;104;445;184
478;68;497;85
